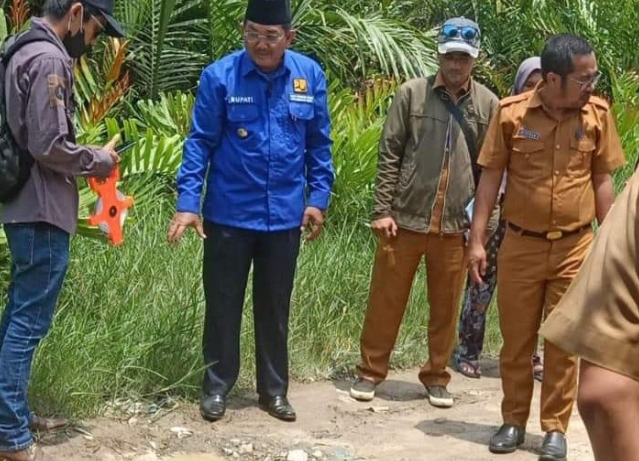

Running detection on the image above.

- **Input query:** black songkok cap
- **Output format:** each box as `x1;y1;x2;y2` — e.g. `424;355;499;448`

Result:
245;0;292;26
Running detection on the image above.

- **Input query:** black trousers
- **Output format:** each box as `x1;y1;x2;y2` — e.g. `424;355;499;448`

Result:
201;221;301;398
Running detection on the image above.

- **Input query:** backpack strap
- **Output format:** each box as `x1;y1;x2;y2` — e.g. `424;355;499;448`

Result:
434;88;480;187
1;28;61;64
0;29;62;172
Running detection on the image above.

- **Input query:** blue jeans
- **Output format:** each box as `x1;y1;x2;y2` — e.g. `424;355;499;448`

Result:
0;223;69;451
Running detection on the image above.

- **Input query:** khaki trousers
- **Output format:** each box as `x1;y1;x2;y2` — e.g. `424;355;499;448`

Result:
357;229;467;387
497;226;593;433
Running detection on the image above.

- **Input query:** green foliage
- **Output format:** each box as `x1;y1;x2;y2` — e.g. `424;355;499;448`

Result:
329;78;396;218
130;91;195;137
114;0;210;98
610;71;639;190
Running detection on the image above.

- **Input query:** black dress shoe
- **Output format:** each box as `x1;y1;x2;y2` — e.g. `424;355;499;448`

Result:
489;424;525;454
539;431;567;461
200;394;226;421
258;395;296;422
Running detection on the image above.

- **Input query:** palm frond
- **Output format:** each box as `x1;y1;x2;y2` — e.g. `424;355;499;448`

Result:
294;5;437;84
115;0;209;98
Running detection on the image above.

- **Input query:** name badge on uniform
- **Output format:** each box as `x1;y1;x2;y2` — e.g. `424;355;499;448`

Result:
228;96;255;104
293;78;308;93
517;128;541;140
289;94;314;104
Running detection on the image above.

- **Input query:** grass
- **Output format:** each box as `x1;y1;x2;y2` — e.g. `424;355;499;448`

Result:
8;156;638;418
0;198;503;418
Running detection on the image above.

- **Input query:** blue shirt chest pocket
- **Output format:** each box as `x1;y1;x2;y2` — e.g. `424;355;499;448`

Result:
289;102;315;144
226;103;260;148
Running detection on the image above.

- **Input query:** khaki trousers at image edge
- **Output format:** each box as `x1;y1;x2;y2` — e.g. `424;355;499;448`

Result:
497;227;593;433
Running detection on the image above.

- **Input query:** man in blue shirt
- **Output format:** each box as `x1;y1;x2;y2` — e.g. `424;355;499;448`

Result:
168;0;334;423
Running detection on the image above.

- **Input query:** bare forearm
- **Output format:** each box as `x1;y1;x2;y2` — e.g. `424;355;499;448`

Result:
593;173;615;224
469;168;503;244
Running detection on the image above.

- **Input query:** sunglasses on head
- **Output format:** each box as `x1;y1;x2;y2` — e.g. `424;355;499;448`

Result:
439;24;480;45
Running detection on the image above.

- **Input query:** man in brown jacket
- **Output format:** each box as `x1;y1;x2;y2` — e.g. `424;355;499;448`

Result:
349;17;498;408
468;33;625;460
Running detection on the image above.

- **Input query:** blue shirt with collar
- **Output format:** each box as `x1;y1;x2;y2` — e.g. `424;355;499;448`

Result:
176;49;335;232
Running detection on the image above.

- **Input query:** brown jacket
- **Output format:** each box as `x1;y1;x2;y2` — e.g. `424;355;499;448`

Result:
373;75;499;233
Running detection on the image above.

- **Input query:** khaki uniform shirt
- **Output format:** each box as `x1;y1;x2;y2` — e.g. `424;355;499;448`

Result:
478;87;625;233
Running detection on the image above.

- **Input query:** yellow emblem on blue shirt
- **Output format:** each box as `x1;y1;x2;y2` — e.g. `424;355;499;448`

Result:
237;128;248;138
293;78;308;93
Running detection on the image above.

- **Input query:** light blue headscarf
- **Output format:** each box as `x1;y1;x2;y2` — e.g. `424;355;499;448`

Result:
512;56;541;95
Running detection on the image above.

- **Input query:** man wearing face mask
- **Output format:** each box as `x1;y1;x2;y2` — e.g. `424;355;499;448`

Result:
0;1;124;460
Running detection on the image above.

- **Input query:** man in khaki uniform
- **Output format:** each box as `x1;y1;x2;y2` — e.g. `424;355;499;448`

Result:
468;33;625;461
540;169;639;461
349;17;498;409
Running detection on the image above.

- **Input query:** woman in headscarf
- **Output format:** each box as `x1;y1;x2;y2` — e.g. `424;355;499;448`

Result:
454;57;542;379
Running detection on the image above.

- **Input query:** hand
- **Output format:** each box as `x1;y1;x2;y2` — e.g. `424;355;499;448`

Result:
467;239;487;284
167;212;207;243
371;217;398;239
301;206;324;241
103;134;121;165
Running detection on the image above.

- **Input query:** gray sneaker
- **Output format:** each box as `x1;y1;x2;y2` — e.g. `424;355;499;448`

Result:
426;385;453;408
350;377;377;401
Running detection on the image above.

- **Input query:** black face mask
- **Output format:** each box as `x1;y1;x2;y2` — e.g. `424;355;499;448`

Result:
62;27;87;59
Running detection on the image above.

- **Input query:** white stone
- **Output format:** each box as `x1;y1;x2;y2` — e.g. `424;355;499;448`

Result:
286;450;309;461
239;444;253;454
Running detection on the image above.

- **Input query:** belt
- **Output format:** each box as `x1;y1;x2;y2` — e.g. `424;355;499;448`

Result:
507;222;591;241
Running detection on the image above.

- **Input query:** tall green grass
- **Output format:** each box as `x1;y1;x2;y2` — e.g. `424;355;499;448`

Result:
10;199;505;418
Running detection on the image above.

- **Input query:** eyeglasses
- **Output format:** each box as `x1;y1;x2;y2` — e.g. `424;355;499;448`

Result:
438;24;480;46
91;15;105;34
243;31;285;44
568;71;602;90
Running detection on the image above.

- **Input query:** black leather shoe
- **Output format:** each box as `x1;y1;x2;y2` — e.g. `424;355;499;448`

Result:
539;431;567;461
258;395;296;422
489;424;525;454
200;394;226;422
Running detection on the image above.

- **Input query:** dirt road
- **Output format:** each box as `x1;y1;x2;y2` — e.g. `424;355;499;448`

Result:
41;361;593;461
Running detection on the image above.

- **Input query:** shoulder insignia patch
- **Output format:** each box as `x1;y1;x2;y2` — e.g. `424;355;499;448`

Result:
47;74;66;108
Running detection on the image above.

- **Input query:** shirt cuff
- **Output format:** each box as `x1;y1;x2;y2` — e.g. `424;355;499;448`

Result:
176;195;201;214
91;148;115;178
307;191;330;211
